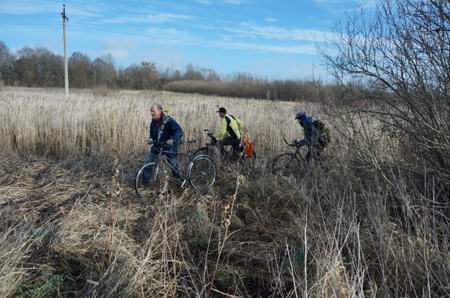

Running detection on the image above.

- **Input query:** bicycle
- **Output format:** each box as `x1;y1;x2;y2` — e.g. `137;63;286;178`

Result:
271;138;308;178
135;139;217;199
194;129;257;169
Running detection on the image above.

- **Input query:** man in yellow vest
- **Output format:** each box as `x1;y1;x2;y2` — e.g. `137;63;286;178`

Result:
214;107;244;159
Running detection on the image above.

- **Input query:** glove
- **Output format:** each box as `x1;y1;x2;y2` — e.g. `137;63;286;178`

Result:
166;139;174;146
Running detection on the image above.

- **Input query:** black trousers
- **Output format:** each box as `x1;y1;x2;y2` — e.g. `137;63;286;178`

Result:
305;145;323;162
220;137;241;157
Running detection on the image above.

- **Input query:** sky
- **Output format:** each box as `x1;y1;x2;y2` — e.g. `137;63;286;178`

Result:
0;0;375;79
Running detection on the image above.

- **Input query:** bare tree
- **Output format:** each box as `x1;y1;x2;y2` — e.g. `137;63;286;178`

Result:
325;0;450;179
183;64;204;80
92;55;117;86
0;41;15;85
13;47;63;87
69;52;93;88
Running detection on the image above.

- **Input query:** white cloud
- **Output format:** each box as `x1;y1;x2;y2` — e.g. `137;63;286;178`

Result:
79;26;319;56
361;0;376;8
195;0;248;5
135;47;188;70
71;26;198;63
0;0;57;15
223;0;247;4
195;0;212;5
100;37;139;59
1;0;330;63
0;0;102;17
144;27;199;44
104;13;194;24
314;0;377;10
212;41;318;55
314;0;349;3
240;58;327;80
224;23;339;43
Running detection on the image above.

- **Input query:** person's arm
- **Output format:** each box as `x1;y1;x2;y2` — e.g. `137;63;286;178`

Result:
299;123;318;146
298;129;311;146
169;119;183;144
149;121;157;143
297;137;306;146
214;118;227;140
298;116;317;146
149;121;163;152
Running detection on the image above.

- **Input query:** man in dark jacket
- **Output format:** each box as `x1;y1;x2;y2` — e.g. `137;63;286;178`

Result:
294;111;322;162
143;104;183;182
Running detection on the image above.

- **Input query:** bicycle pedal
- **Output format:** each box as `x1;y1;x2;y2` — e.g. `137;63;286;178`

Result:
180;179;187;188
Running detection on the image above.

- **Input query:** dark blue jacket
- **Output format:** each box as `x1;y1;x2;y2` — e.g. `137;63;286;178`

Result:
150;114;183;152
297;115;319;146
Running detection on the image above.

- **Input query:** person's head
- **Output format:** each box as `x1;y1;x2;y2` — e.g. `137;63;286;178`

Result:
295;110;307;126
216;107;227;118
150;103;163;121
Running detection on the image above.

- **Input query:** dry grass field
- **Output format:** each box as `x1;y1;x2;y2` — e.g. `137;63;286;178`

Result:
0;87;448;297
0;87;324;159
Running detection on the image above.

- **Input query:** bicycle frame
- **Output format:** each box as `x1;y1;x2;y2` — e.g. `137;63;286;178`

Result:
282;138;306;162
201;129;217;147
135;139;216;198
200;129;240;160
150;142;197;181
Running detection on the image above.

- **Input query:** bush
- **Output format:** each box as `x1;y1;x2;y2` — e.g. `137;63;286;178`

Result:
92;85;111;97
325;0;450;184
163;79;333;102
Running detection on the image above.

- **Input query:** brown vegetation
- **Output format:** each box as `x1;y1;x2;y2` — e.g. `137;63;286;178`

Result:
1;0;449;296
162;79;333;102
0;86;448;297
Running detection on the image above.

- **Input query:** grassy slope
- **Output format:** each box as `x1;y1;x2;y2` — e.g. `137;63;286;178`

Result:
0;88;448;297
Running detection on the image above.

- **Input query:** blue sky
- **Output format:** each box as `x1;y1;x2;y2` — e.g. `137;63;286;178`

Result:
0;0;374;79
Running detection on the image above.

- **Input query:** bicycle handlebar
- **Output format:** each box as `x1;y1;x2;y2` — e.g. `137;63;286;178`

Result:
148;139;196;146
203;128;214;138
283;138;292;146
283;138;298;147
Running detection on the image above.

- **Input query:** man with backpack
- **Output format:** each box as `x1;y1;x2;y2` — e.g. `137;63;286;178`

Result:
214;107;244;159
294;111;330;162
143;103;183;183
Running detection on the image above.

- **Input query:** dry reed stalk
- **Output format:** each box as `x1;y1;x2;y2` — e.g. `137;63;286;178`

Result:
0;87;323;159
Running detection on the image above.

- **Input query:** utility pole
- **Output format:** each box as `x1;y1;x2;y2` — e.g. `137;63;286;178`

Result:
61;4;69;98
312;63;316;85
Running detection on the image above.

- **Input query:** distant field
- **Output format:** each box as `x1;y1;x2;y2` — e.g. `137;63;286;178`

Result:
0;87;325;159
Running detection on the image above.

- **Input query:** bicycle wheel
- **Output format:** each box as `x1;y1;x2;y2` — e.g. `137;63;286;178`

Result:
134;161;166;200
272;153;303;178
187;154;217;193
195;146;221;165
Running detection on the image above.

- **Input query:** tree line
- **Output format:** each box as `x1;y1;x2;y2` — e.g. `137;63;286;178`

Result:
0;40;327;101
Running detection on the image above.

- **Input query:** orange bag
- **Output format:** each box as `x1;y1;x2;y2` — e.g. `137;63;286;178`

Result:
242;136;255;158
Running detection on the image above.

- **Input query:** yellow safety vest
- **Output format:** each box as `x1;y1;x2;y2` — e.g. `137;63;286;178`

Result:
215;115;243;140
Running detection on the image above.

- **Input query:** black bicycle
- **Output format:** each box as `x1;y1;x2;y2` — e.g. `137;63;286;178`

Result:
272;138;308;178
194;129;257;168
135;139;217;199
